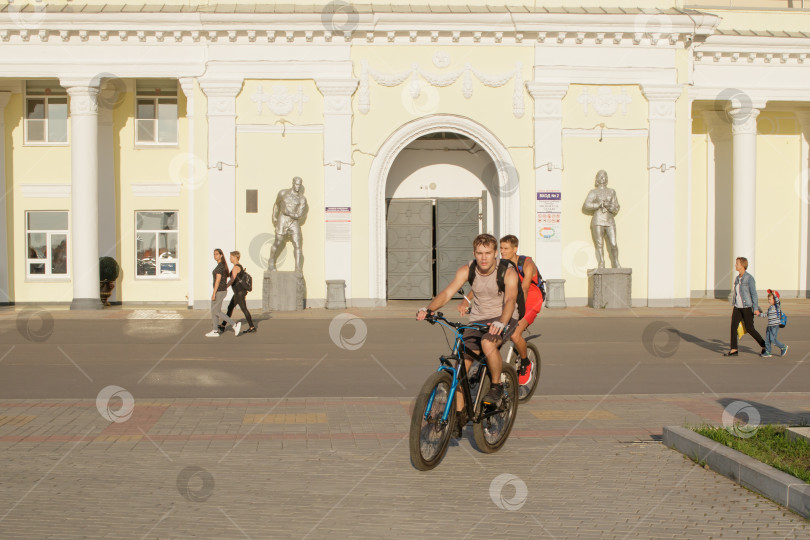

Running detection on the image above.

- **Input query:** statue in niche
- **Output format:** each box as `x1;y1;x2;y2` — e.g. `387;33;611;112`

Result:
582;169;621;269
268;176;307;272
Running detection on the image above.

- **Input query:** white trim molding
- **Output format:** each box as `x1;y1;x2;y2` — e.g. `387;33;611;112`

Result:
20;183;71;198
131;183;183;198
237;124;324;135
562;128;649;138
368;114;520;302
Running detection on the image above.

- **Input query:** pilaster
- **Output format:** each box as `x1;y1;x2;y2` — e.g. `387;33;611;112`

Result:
642;85;681;306
316;78;358;300
200;78;243;279
0;92;10;304
796;112;810;298
526;82;568;280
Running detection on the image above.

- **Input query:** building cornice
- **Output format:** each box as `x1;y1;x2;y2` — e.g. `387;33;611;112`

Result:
0;11;719;47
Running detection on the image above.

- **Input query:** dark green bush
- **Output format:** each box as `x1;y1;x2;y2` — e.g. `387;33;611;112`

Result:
99;257;120;282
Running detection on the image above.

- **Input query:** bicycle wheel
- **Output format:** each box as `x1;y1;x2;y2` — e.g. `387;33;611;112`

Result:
472;365;518;453
518;342;541;403
409;371;456;471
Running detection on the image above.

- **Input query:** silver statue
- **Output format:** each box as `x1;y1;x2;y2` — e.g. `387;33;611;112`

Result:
582;170;621;268
268;176;307;272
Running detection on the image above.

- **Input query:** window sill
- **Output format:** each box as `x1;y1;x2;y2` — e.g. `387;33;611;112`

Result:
23;142;69;147
134;143;179;150
25;278;71;283
134;276;181;281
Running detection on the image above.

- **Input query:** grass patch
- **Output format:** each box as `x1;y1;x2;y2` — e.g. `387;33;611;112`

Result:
692;424;810;483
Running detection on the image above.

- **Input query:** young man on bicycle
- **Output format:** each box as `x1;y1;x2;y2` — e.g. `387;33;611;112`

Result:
416;233;520;434
498;235;543;383
458;235;543;385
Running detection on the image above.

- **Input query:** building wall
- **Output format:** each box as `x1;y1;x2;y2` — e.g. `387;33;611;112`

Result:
350;45;534;302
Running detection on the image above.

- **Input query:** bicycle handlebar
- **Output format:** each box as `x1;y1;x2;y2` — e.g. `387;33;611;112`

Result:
424;311;489;332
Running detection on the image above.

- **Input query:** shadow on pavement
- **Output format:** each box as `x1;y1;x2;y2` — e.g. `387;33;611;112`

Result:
672;329;759;355
717;398;810;425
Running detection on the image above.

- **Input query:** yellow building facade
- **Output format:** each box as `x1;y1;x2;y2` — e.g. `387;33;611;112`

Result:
1;1;808;308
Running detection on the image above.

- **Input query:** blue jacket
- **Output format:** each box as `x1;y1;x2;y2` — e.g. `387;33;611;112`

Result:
731;272;761;312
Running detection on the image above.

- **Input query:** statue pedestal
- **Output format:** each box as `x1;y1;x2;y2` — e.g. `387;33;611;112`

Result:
325;280;347;309
263;271;305;311
544;279;567;309
587;268;632;309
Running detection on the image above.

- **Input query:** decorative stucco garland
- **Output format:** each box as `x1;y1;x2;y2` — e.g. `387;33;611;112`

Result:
358;59;525;118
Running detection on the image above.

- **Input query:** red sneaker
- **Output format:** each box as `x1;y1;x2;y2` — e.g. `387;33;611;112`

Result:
519;360;533;386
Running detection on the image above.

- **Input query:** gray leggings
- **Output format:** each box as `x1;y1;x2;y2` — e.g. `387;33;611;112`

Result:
211;290;236;331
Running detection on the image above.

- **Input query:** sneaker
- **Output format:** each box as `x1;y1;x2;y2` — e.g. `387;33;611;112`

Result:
483;383;504;407
233;322;242;336
244;327;257;333
782;345;789;356
217;324;227;333
519;360;533;386
205;331;220;338
761;353;772;358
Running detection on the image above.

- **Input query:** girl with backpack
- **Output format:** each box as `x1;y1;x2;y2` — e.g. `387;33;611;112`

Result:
207;248;240;337
218;251;256;334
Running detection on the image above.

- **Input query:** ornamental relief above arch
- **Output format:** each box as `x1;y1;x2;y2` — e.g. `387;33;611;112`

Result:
357;50;527;119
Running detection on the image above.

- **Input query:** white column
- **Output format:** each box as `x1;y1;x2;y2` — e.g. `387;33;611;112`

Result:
642;86;681;306
316;79;359;302
701;112;725;296
797;112;810;298
199;79;242;283
728;104;762;277
62;81;102;309
179;78;196;309
0;92;10;304
525;83;568;279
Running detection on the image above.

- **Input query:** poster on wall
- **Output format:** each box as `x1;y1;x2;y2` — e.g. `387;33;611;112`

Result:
325;207;352;242
536;191;561;242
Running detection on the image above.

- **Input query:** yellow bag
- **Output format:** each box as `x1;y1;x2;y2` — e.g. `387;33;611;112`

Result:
737;321;746;339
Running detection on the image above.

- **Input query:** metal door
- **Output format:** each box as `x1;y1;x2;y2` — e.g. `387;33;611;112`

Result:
436;199;481;296
386;199;433;299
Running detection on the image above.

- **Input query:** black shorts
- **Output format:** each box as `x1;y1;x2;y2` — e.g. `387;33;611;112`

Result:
462;317;519;354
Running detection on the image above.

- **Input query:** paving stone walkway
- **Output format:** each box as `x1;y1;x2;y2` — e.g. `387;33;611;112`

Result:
1;392;808;538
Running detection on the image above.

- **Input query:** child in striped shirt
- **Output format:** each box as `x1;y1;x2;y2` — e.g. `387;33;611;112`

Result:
759;290;788;358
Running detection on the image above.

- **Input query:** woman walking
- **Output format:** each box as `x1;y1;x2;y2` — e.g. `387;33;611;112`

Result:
206;248;241;337
219;251;256;334
723;256;765;356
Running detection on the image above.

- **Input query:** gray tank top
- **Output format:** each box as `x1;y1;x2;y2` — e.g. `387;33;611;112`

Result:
469;260;519;322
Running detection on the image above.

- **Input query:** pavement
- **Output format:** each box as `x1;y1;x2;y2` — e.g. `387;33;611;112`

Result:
0;299;809;538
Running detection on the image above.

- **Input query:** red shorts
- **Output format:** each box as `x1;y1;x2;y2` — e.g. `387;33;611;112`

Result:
522;287;543;325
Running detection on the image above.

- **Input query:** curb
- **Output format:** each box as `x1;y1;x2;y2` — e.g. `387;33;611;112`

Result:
662;426;810;519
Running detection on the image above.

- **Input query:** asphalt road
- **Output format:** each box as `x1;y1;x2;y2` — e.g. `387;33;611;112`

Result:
1;312;807;399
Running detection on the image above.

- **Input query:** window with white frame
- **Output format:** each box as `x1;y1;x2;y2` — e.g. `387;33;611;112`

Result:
26;211;69;277
136;211;179;278
25;81;68;144
135;80;178;145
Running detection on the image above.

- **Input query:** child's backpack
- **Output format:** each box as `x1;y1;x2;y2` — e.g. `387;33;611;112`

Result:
238;266;253;293
779;310;787;328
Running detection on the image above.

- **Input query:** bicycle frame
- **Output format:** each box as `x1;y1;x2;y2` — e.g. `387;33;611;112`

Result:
424;317;495;426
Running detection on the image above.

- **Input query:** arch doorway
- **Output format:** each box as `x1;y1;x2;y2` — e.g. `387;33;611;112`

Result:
368;115;520;302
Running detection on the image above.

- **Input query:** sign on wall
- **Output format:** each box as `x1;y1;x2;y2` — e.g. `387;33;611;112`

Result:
536;191;561;242
325;207;351;242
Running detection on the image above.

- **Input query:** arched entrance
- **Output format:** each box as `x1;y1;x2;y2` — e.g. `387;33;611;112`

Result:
368;115;520;302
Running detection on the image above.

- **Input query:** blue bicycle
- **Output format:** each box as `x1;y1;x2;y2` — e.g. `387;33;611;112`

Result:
409;312;519;471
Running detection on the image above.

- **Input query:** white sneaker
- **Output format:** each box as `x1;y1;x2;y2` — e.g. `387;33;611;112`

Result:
205;331;220;337
233;322;242;336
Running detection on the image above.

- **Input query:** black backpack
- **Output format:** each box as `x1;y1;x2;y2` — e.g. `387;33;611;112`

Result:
467;259;525;319
517;255;546;299
236;265;253;293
